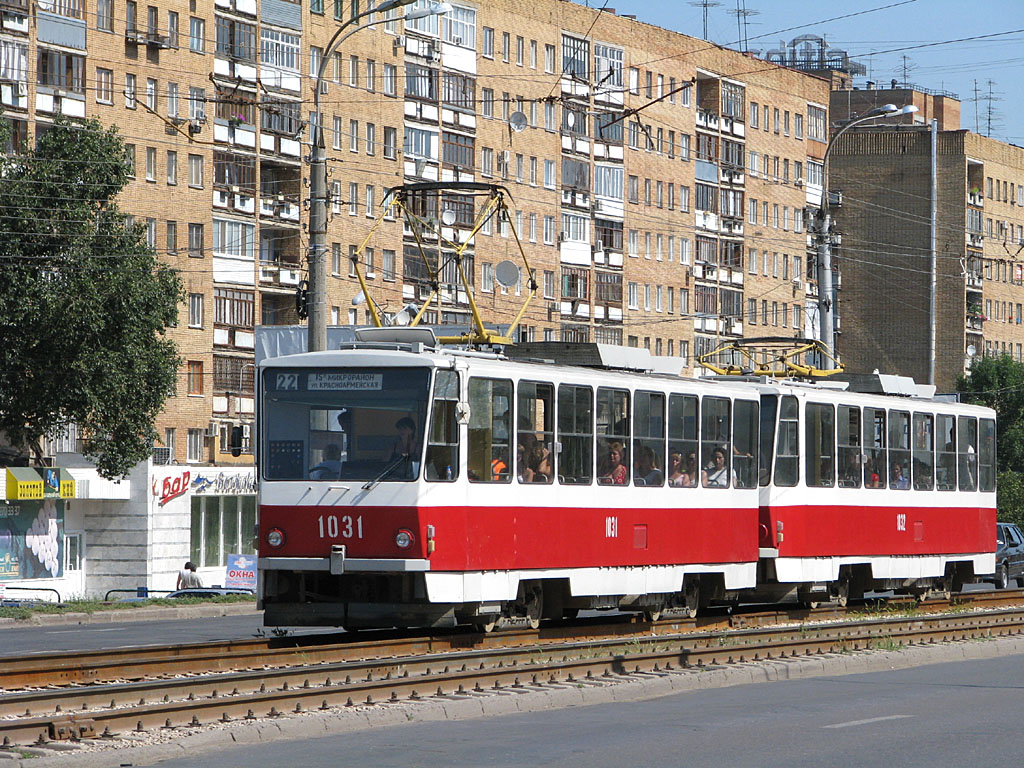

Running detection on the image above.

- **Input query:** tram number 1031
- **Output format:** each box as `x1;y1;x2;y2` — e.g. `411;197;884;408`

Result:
318;515;364;539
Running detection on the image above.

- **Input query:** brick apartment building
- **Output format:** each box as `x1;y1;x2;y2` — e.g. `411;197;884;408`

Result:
827;84;1024;393
1;0;831;596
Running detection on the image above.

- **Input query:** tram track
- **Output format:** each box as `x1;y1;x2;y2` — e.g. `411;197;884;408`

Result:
3;588;1019;692
2;593;1024;748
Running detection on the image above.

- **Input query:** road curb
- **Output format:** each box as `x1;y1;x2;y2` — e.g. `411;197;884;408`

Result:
0;603;260;627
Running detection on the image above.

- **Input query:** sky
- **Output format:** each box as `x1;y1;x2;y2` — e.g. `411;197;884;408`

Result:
573;0;1024;145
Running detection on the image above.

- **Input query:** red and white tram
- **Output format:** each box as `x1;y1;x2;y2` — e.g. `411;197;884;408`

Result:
256;334;996;628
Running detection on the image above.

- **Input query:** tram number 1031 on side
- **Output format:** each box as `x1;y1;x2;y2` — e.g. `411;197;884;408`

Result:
318;514;364;539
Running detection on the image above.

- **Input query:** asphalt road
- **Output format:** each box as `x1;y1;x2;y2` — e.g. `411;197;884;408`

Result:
142;651;1024;768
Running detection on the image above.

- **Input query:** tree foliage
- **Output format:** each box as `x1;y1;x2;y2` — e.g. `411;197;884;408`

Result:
0;117;182;478
957;354;1024;523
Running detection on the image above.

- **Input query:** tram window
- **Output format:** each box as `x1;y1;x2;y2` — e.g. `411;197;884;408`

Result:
936;414;957;491
863;408;886;489
597;388;630;486
468;378;513;483
668;394;699;488
912;413;934;490
732;399;758;489
758;395;777;487
517;381;554;484
701;396;731;488
558;384;594;485
774;395;799;487
888;410;910;490
805;403;835;488
262;366;430;482
958;415;978;491
633;391;666;487
426;369;459;482
980;418;996;492
837;406;861;488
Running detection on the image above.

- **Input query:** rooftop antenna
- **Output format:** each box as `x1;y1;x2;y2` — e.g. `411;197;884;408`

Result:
727;0;759;53
688;0;720;41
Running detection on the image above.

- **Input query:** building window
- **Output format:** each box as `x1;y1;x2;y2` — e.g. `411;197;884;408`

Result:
188;223;204;256
188;154;203;187
166;221;177;253
561;35;588;80
96;68;113;103
807;104;827;142
187;361;204;395
189;293;204;328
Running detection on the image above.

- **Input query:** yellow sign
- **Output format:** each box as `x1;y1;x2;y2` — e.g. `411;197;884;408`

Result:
6;467;43;500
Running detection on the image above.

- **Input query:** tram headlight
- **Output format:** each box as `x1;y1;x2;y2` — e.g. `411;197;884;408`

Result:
266;527;285;548
395;528;415;549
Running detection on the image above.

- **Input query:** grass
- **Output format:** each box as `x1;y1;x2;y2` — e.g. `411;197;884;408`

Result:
0;593;255;621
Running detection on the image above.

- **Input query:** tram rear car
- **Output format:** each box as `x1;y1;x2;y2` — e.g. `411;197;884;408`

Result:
754;380;996;604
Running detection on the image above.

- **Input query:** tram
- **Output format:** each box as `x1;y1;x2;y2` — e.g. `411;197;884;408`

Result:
255;331;997;629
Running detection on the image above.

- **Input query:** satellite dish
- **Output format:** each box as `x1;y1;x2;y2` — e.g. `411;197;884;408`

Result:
352;290;366;306
494;260;521;289
966;344;977;357
509;111;528;133
441;209;457;226
566;111;576;128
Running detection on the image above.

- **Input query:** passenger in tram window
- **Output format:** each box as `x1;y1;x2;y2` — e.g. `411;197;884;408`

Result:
891;462;909;490
635;445;664;486
517;441;535;482
532;443;553;483
840;452;862;488
491;448;509;481
668;452;690;487
702;447;729;488
685;452;698;486
599;441;628;485
309;443;343;480
391;417;417;459
865;459;884;488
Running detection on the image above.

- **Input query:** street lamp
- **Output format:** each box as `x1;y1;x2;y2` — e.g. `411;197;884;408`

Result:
307;0;452;352
814;103;918;367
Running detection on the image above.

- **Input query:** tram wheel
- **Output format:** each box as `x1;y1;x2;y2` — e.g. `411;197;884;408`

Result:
834;581;850;608
683;581;700;619
474;614;500;633
525;587;543;630
797;589;820;610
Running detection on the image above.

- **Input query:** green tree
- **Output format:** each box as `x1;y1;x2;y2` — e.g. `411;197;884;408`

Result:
0;116;182;478
957;354;1024;524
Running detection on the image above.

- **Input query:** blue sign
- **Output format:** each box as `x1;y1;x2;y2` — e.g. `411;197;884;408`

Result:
225;553;257;590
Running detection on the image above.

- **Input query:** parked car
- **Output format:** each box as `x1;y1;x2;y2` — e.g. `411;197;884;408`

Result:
165;587;254;599
992;523;1024;589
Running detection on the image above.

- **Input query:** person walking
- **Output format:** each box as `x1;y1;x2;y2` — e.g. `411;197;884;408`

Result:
176;561;203;589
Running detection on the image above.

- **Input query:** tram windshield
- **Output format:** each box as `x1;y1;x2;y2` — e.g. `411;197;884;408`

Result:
262;367;430;481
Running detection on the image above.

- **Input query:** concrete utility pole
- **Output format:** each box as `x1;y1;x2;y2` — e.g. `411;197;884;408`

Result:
307;0;450;352
816;102;918;367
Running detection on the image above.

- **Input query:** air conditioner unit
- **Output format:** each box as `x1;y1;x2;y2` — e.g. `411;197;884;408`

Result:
594;239;604;253
320;80;329;94
189;119;202;135
558;231;567;242
17;82;27;97
451;36;462;46
393;35;406;50
207;421;219;439
794;179;804;187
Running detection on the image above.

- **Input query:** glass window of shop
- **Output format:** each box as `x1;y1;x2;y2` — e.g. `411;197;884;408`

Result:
190;495;257;568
